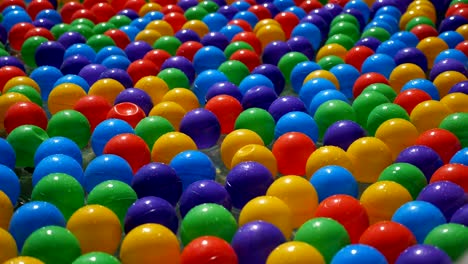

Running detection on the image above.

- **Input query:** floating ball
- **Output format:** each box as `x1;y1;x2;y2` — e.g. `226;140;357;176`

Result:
6;125;48;168
415;128;462;164
72;252;120;264
310;165;358;201
367;103;410;136
378;162;427;199
220;129;264;168
32;154;84;187
272;132;316;176
170;150;215;190
396;145;444;181
234;107;275;145
331;244;387;264
84;154;133;193
34;136;82;167
431;163;468;193
266;241;325;264
424;223;468;261
439;113;468;148
181;236;237;264
417;181;467;221
305;146;354;179
179;108;220;149
47;110;91;149
396;244;452;264
103;133;150;173
151;132;197;164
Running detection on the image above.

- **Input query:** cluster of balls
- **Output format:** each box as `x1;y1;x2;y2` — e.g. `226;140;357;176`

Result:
0;0;468;263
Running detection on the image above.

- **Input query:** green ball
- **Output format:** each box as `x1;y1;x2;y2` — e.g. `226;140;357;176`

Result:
378;163;427;199
184;6;209;20
6;85;43;106
47;110;91;149
72;252;121;264
180;203;237;246
314;100;357;139
157;68;190;89
439;113;468;148
278;52;309;84
224;41;254;58
329;22;361;42
21;36;49;68
109;15;132;28
7;125;49;167
135;116;175;150
69;24;94;39
234;107;275;145
70;18;95;28
0;48;8;57
86;34;116;53
405;16;436;31
366;103;410;136
153;36;182;56
198;1;219;13
51;23;72;39
451;0;468;5
86;180;138;227
21;226;81;264
92;22;117;35
331;14;360;29
352;91;390;129
362;83;397;102
361;27;391;42
218;60;250;86
424;223;468;261
325;34;355;50
317;55;345;71
31;173;85;220
294;217;350;263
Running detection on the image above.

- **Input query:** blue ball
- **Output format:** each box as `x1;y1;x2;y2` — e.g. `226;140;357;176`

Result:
329;64;360;99
275;111;319;142
2;10;32;32
238;74;275;95
434;49;468;69
401;78;440;100
392;200;446;243
376;39;407;58
84;154;133;193
219;24;244;42
232;11;259;28
119;25;140;41
290;61;321;93
202;13;229;32
299;78;337;107
375;6;401;20
9;201;66;251
32;154;84;187
30;66;63;101
331;244;388;264
231;0;251;11
129;17;151;30
170;150;216;190
53;74;90;93
309;89;349;115
36;9;62;25
143;11;164;21
291;22;322;51
310;165;358;201
0;165;20;205
192;69;229;105
364;20;394;35
102;55;131;70
2;5;26;15
91;119;135;156
373;14;400;33
95;46;127;64
286;6;307;19
273;0;295;11
450;147;468;165
361;53;396;78
390;31;419;47
64;43;97;62
0;138;15;170
34;136;83;167
438;31;465;49
193;46;227;74
344;0;370;22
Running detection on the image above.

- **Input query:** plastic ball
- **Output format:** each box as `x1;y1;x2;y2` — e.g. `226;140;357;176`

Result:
396;145;444;181
415;128;462;164
451;147;468;165
102;133;149;173
151;132;197;164
424;223;468;261
32;153;83;187
410;100;451;133
441;92;468;113
451;204;468;225
0;190;13;230
234;108;275;145
266;241;325;264
331;244;387;264
220;129;264;168
396;244;452;264
0;227;17;263
310;165;358;202
47;110;91;149
394;88;432;115
439;113;468;148
180;236;237;264
47;83;86;115
323;120;366;151
149;101;184;131
431;163;468;193
0;165;19;210
417;181;467;221
6;125;48;168
178;108;220;149
170;150;215;190
4;101;47;135
272;132;315;175
378;162;427;200
71;252;120;264
305;145;354;178
53;74;89;93
367;103;410;136
134;115;174;150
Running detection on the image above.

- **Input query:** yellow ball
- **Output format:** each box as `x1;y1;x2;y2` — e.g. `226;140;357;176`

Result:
303;70;340;89
360;181;413;224
134;76;169;105
149;101;186;130
433;71;467;97
347;137;393;183
161;88;199;112
47;83;87;115
399;7;436;30
239;196;293;239
220;129;265;169
266;241;325;264
305;146;354;180
120;223;180;264
182;20;209;38
2;257;44;264
375;118;419;160
138;2;162;17
316;44;347;62
389;63;426;93
0;228;17;263
253;19;281;34
456;24;468;40
416;37;449;69
0;92;31;131
88;78;125;105
410;100;451;133
256;24;286;50
135;29;161;46
146;20;174;36
67;205;122;255
151;131;197;164
407;0;435;11
231;144;278;177
266;176;318;229
3;77;40;93
0;191;13;230
441;92;468;113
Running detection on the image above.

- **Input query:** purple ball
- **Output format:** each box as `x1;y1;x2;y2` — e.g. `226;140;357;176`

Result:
179;108;221;149
251;64;285;95
99;68;134;88
174;29;201;43
417;181;468;221
178;0;199;11
0;56;26;72
217;5;239;20
323;120;367;150
124;196;178;234
343;8;366;30
57;32;86;49
394;47;428;71
32;18;54;29
263;2;280;17
35;41;65;68
206;81;243;102
268;96;307;122
0;24;6;44
179;180;231;217
449;80;468;94
323;3;343;17
78;64;108;86
395;244;452;264
242;86;278;110
301;14;328;40
225;161;274;209
124;41;153;62
60;54;91;75
201;32;230;51
355;37;382;51
231;220;287;264
439;15;468;33
132;162;182;206
430;59;468;81
160;56;195;84
287;36;315;60
118;9;139;20
451;204;468;226
310;7;333;24
396;145;443;181
114;88;153;115
262;41;292;65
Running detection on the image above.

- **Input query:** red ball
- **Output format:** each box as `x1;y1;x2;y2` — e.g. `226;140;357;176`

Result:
274;12;300;39
82;0;107;9
152;0;177;6
23;27;55;41
230;49;261;72
163;12;187;32
455;40;468;57
314;194;369;243
176;41;204;62
161;4;184;14
123;0;146;12
359;221;417;264
60;2;85;24
143;49;173;68
328;0;350;7
107;102;146;128
430;163;468;192
446;3;468;17
73;95;112;132
205;95;243;134
8;22;35;51
232;32;262;55
247;5;271;20
180;236;238;264
352;72;389;98
415;128;462;164
0;66;26;93
104;29;131;50
0;0;26;12
410;24;439;41
103;133;151;173
109;0;127;12
393;88;432;114
4;102;48;134
26;0;54;20
300;0;323;13
345;45;375;72
228;19;253;32
90;2;116;23
127;59;160;85
70;8;98;24
454;7;468;20
272;132;316;176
